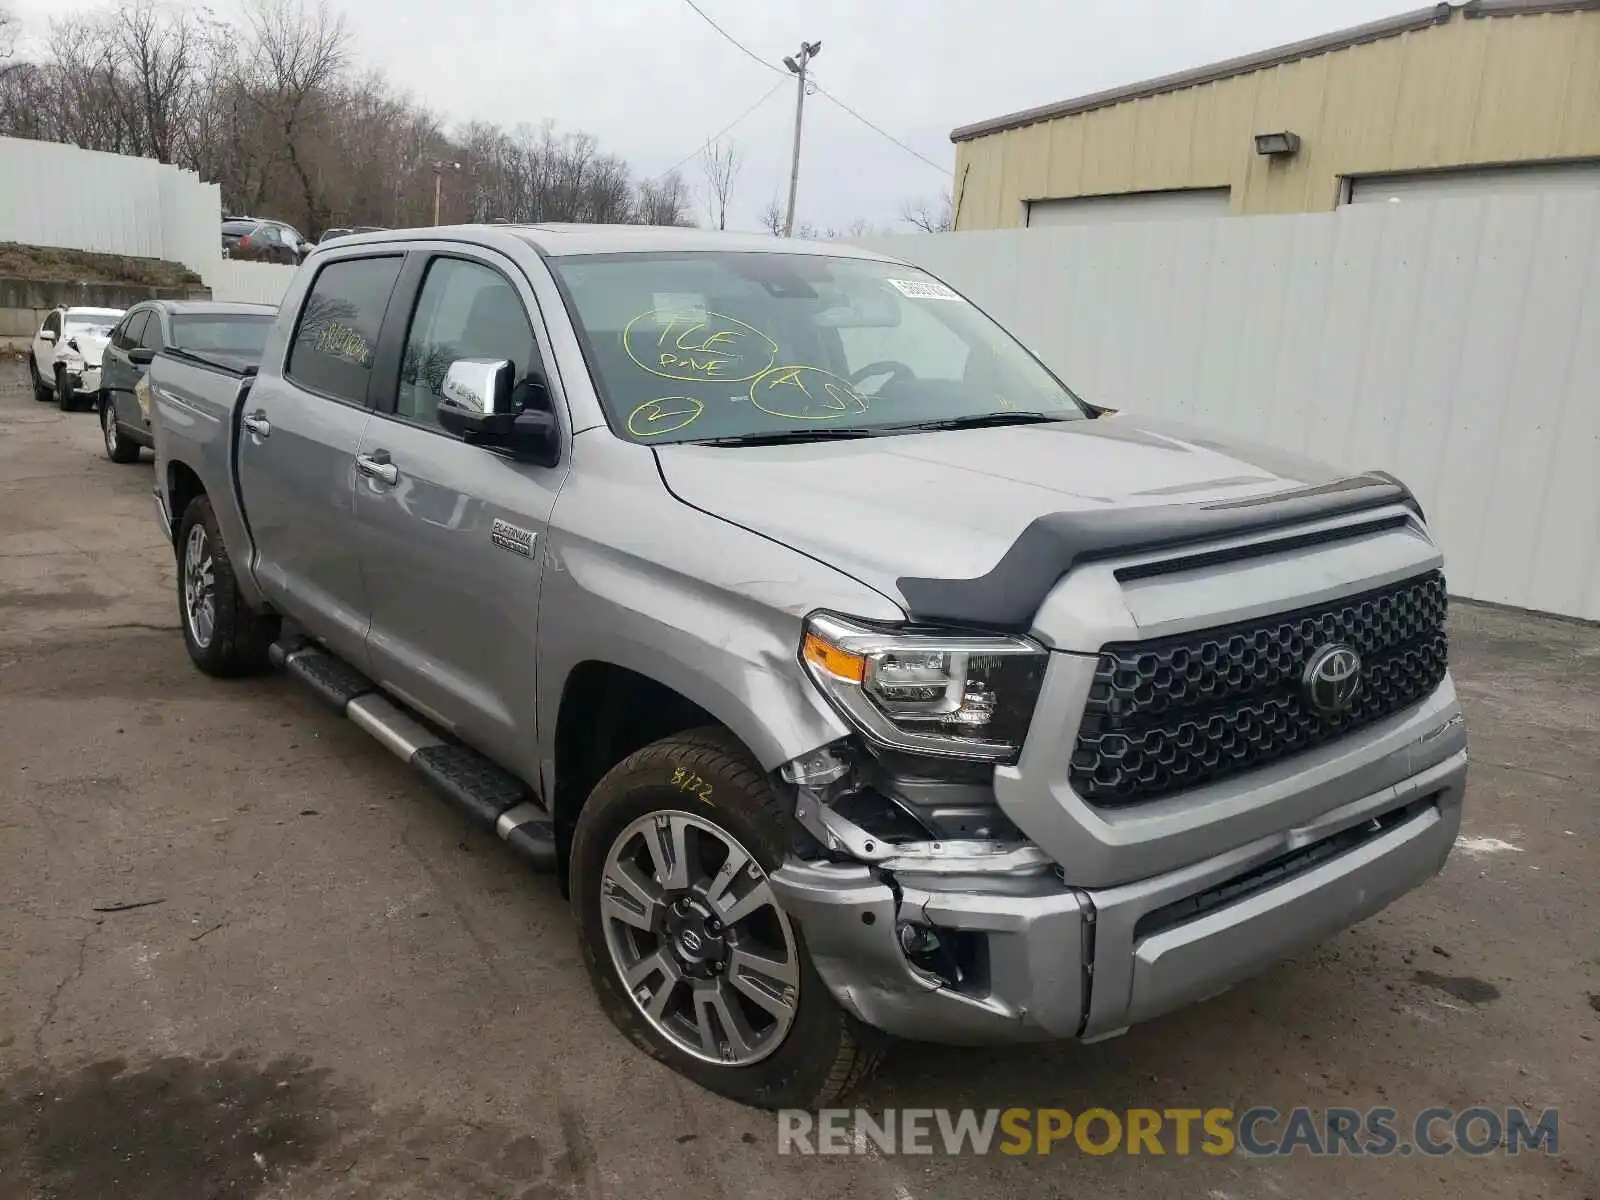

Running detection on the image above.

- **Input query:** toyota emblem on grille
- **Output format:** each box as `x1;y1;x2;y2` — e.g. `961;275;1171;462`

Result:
1303;643;1362;714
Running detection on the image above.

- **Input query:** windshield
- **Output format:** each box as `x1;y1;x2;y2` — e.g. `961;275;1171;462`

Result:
549;252;1085;444
64;317;116;338
172;314;273;355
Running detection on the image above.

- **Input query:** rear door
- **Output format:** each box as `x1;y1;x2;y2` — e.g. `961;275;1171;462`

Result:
237;252;405;667
352;247;568;774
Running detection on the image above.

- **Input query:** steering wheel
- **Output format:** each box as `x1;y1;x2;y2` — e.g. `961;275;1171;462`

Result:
848;360;915;389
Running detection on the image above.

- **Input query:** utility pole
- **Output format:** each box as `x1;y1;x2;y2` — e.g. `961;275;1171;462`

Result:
782;40;821;237
432;161;460;226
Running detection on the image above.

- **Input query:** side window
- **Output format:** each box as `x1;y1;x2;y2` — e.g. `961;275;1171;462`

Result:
137;312;164;350
121;312;150;350
109;315;132;350
287;255;403;405
43;311;61;336
397;257;537;428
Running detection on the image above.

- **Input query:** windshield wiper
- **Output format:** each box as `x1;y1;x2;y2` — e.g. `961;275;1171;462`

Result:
885;411;1073;433
698;427;887;447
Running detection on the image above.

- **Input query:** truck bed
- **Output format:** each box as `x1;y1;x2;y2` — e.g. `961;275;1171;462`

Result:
148;345;262;569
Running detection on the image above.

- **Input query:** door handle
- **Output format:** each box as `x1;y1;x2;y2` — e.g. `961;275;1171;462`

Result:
242;412;271;438
356;451;399;486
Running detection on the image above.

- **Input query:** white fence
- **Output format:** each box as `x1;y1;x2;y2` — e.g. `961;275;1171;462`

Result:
0;136;223;284
209;259;297;305
857;193;1600;622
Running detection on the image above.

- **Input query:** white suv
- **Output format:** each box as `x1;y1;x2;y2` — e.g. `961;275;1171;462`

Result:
28;305;124;411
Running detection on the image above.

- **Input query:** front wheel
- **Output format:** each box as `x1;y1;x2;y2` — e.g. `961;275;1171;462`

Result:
101;396;140;463
571;727;879;1109
175;495;279;676
54;366;74;411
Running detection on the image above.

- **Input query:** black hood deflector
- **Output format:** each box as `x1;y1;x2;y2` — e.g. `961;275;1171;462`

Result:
896;472;1423;631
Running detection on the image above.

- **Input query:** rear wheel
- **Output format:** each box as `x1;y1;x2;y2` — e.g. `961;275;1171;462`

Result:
571;726;879;1109
101;396;140;463
176;495;278;676
29;355;51;402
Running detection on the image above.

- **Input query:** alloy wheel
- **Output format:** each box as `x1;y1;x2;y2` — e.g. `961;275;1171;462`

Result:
183;523;216;648
600;810;800;1066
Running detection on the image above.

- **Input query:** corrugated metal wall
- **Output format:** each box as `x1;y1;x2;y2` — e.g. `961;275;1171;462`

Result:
0;137;224;283
208;260;297;306
855;193;1600;621
953;5;1600;226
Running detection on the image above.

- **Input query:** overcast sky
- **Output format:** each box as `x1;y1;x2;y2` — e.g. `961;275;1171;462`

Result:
9;0;1411;232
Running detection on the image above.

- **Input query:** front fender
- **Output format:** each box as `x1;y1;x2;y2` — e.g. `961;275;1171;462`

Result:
535;434;904;774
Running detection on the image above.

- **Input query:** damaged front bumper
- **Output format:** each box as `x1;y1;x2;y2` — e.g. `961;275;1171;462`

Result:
770;746;1466;1044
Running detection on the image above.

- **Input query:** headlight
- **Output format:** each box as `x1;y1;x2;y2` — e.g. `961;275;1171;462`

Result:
799;612;1047;761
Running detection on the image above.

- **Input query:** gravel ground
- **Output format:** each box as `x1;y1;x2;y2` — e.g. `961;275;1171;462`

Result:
0;359;1594;1199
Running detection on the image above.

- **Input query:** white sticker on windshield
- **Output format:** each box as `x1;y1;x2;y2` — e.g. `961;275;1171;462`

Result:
651;293;707;324
885;278;965;301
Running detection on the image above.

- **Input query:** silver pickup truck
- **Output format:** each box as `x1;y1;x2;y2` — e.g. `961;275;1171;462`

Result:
149;224;1467;1109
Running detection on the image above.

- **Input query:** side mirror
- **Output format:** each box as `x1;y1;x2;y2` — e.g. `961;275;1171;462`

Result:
437;358;560;466
39;330;57;344
129;347;156;366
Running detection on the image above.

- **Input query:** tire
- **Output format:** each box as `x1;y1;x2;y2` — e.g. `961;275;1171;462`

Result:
571;726;880;1109
101;395;140;463
175;494;279;677
54;365;74;411
28;355;51;402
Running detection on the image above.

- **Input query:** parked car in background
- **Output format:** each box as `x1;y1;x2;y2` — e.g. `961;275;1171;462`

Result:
29;306;124;411
318;225;387;244
98;300;276;463
222;216;309;264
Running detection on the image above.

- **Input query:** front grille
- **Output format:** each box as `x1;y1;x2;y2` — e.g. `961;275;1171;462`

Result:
1070;571;1448;805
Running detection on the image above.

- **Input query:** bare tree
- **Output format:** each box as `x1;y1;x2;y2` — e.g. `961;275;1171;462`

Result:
901;192;953;233
0;5;17;76
636;170;694;227
0;0;709;239
697;138;741;231
759;198;784;237
244;0;350;235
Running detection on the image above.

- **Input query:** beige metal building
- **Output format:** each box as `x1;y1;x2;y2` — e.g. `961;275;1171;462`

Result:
949;0;1600;229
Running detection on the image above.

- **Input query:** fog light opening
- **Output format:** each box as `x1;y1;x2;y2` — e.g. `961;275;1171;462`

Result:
896;921;985;993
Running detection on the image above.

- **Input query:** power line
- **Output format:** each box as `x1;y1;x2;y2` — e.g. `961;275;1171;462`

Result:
652;79;787;182
810;79;952;177
677;0;785;75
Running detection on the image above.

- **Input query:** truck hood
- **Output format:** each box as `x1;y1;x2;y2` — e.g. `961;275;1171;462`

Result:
653;414;1355;615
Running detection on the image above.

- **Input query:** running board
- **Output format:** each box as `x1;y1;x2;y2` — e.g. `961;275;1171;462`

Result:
270;640;557;873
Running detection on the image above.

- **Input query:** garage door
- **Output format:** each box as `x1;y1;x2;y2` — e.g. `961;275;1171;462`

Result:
1346;161;1600;204
1026;187;1231;227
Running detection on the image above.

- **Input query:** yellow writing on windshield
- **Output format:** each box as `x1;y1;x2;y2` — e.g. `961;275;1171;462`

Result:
627;396;705;437
624;309;778;383
749;365;870;421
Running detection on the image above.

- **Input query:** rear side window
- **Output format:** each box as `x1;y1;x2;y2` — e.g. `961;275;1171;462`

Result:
287;256;403;405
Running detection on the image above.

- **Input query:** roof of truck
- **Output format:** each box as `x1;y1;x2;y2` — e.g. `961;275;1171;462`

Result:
331;223;903;261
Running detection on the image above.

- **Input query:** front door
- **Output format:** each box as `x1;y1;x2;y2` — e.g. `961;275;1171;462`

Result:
354;251;567;776
237;253;404;667
101;309;147;426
